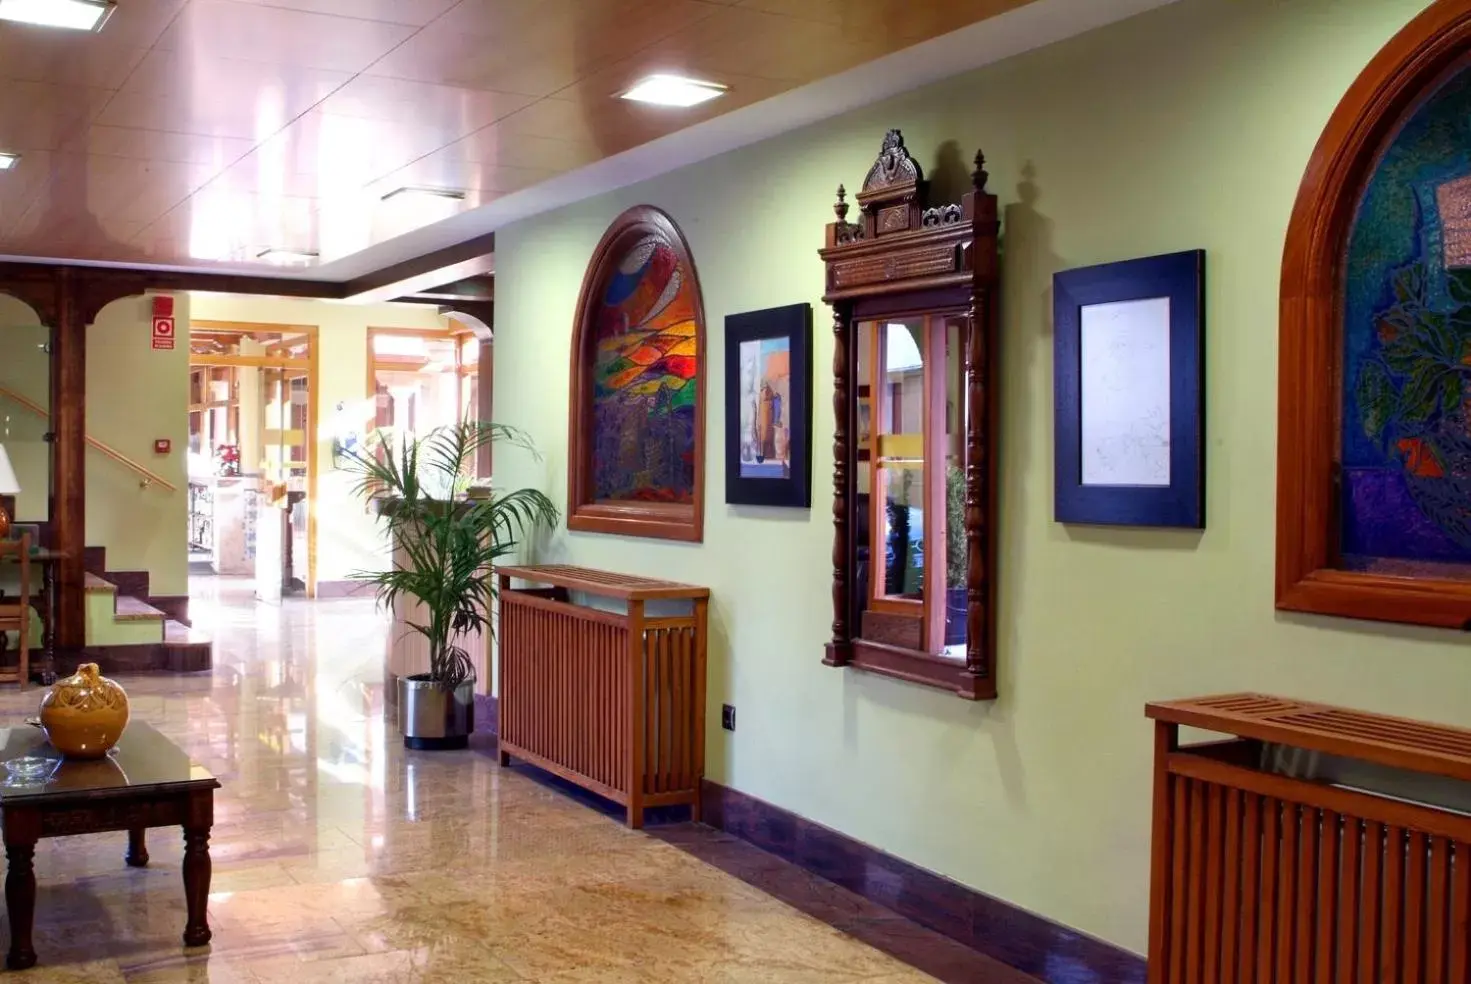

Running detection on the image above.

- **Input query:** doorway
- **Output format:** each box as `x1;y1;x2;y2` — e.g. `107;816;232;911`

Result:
187;322;318;600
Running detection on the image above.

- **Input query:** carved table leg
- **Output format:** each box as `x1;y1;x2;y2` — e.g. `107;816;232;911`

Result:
126;827;149;868
4;840;37;970
182;826;212;946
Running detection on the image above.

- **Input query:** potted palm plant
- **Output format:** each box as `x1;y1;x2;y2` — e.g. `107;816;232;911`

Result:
344;422;557;749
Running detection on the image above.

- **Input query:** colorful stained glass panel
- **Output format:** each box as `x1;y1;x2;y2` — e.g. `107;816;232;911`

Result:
590;234;699;503
1341;67;1471;576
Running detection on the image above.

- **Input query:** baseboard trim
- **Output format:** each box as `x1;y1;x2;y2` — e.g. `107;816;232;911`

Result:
699;780;1146;984
315;579;375;599
473;693;497;734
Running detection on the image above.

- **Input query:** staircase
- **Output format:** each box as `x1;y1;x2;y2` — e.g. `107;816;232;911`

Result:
82;553;211;672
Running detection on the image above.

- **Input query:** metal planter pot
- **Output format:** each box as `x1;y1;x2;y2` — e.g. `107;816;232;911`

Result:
398;674;474;750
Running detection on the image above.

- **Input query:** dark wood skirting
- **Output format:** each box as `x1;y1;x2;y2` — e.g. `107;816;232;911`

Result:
148;596;189;626
700;780;1145;984
474;693;497;734
74;642;211;674
106;571;150;600
314;579;375;599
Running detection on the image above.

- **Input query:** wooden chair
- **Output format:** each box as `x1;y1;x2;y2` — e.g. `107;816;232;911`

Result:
0;535;32;686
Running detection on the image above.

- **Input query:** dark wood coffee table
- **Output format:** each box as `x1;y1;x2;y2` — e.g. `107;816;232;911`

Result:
0;722;218;969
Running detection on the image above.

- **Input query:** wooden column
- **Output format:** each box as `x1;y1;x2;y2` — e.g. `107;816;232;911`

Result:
824;299;852;667
50;270;85;649
477;315;493;478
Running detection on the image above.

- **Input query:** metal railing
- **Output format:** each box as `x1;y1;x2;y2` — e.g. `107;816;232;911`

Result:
0;384;178;492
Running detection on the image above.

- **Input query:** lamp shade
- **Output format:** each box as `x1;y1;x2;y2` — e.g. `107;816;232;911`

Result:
0;444;20;495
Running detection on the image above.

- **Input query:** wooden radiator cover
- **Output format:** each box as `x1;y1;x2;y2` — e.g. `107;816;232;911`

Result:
1147;694;1471;983
497;565;709;829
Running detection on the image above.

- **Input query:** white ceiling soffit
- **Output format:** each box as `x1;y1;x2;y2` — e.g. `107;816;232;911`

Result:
0;0;1177;283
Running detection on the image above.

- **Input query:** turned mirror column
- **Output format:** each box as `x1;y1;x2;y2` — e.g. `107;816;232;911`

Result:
818;129;999;701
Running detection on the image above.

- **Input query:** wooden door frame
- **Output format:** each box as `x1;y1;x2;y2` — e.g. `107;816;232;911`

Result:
189;321;319;598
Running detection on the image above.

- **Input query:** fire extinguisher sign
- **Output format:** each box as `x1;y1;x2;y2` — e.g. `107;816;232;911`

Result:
152;316;175;350
151;294;175;350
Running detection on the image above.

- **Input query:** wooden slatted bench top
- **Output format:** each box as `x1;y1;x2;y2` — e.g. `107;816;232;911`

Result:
1148;692;1471;784
498;564;709;602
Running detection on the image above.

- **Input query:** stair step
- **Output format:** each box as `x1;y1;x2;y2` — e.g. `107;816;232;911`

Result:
83;573;116;594
113;595;165;622
163;620;210;646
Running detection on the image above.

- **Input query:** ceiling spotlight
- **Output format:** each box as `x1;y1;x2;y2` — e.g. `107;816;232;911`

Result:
0;0;116;31
0;153;18;171
620;74;727;108
380;186;467;203
256;247;319;265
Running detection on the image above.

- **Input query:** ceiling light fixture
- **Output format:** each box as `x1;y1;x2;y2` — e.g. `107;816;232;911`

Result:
620;74;727;108
256;247;319;265
0;0;116;31
380;186;467;203
0;153;18;171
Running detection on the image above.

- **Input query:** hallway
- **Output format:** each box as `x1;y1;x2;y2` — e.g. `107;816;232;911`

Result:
0;581;954;983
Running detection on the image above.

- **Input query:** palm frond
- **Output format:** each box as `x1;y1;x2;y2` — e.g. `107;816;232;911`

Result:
346;418;558;690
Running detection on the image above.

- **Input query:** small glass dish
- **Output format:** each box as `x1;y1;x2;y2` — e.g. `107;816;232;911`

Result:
2;755;57;787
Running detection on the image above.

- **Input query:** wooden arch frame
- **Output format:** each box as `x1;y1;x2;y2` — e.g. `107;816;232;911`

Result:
819;130;1000;700
566;205;706;542
1278;0;1471;628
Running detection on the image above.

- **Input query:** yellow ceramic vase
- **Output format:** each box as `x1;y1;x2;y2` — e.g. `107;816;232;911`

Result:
39;663;130;759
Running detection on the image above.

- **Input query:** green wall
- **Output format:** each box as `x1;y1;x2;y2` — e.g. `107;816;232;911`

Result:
493;0;1441;953
87;295;191;597
0;295;51;523
0;293;190;595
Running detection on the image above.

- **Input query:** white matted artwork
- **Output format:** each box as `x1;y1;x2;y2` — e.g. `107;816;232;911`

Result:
1078;296;1171;487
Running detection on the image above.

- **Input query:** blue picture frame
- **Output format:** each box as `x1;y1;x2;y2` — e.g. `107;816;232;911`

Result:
1053;250;1205;528
724;303;813;508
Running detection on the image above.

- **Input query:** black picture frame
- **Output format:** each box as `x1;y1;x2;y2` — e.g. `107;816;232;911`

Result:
1053;250;1205;528
724;303;812;508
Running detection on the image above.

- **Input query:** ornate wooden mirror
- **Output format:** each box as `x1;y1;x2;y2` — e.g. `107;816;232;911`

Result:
818;130;1000;700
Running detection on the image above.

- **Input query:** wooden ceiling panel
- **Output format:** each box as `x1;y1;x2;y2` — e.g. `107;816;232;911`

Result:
0;81;112;152
313;76;535;133
137;191;320;262
365;0;717;97
225;0;461;27
0;0;1047;271
634;8;894;84
733;0;1034;40
154;1;417;73
62;126;257;167
0;150;56;238
219;110;466;195
431;128;604;172
97;53;353;138
370;156;560;196
0;31;150;89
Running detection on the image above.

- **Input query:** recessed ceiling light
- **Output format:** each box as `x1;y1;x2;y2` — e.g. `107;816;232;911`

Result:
380;186;467;203
0;0;115;31
256;247;319;265
620;74;727;108
0;153;18;171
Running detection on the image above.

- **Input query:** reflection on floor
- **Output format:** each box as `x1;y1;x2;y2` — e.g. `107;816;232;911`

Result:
0;576;962;983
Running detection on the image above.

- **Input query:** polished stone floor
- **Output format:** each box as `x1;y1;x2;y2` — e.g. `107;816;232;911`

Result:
0;577;947;983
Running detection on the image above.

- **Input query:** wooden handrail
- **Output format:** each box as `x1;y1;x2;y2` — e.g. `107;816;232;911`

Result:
0;385;178;492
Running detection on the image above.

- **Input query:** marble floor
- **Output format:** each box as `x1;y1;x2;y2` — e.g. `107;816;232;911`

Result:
0;577;952;983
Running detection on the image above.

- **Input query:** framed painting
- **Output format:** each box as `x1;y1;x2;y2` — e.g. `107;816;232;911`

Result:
567;206;705;542
724;303;813;507
1278;0;1471;627
1053;250;1205;528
